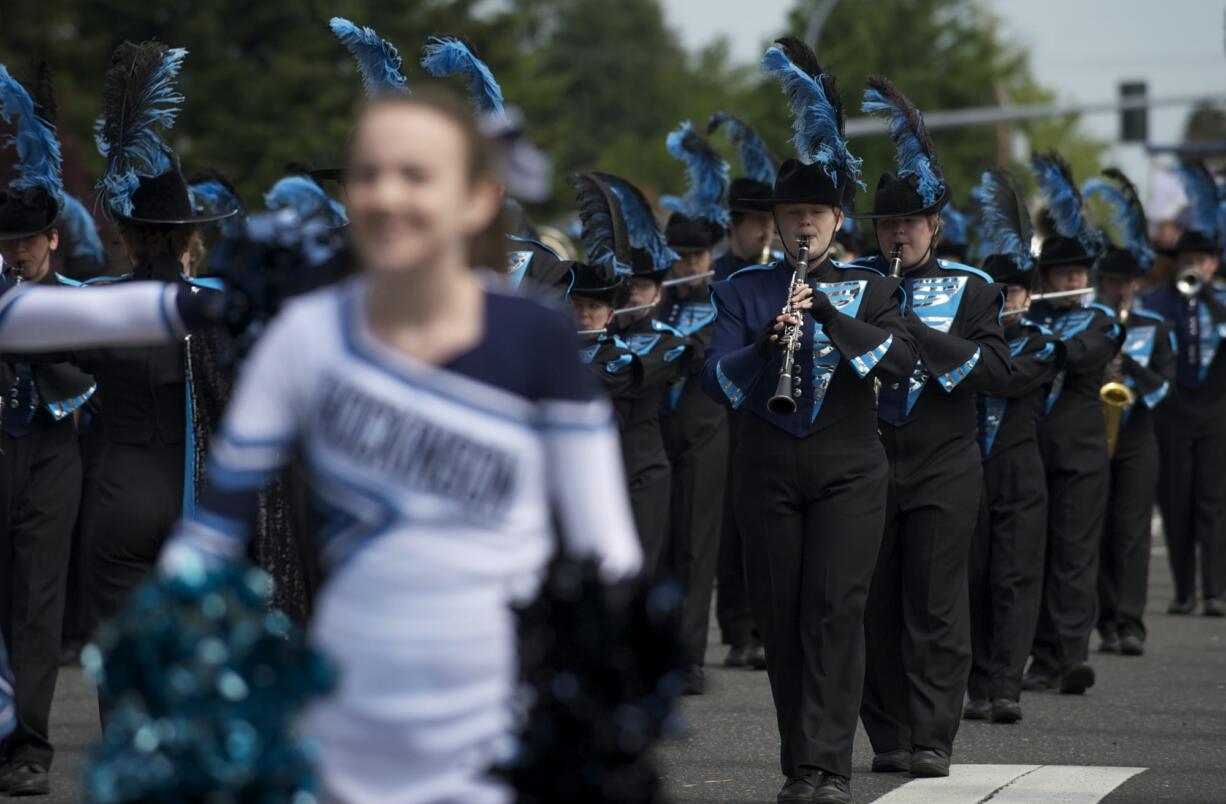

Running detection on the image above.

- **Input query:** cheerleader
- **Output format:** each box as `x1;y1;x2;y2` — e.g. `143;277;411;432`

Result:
159;88;641;802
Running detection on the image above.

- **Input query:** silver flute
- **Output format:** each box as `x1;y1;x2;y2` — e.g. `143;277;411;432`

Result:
767;237;811;415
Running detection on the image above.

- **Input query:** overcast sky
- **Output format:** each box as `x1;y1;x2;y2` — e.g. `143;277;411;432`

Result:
660;0;1226;206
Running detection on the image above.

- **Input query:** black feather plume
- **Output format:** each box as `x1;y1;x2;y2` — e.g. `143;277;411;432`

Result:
970;168;1034;271
572;173;632;277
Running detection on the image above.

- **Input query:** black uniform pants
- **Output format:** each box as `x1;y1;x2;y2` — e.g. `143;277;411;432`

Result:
968;443;1047;703
89;436;184;623
1155;400;1226;602
0;415;81;768
1098;425;1159;640
735;415;886;779
862;433;981;755
1031;432;1108;676
716;413;756;647
661;418;729;667
62;423;105;646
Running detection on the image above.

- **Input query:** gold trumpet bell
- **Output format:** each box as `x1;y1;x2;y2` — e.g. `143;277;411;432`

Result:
1100;381;1136;458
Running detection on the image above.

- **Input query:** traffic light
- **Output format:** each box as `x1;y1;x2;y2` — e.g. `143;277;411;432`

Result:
1120;81;1148;143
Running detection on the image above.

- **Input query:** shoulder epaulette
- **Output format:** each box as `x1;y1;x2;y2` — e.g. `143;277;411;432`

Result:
1085;301;1117;319
1127;305;1164;324
56;272;132;287
651;319;685;338
1019;317;1053;336
184;275;224;291
727;261;778;282
936;258;993;284
834;258;884;277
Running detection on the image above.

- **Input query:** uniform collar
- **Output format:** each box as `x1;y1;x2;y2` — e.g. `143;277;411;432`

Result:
901;254;938;279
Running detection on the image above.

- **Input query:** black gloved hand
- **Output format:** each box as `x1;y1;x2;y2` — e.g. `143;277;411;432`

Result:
807;289;837;325
755;319;781;359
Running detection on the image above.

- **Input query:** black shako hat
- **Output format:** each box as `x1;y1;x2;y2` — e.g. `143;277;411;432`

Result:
1096;245;1145;278
728;177;773;213
0;187;58;241
119;168;238;226
665;212;725;251
568;261;627;307
1170;228;1220;256
1038;235;1098;269
857;171;949;220
757;159;849;208
982;253;1034;288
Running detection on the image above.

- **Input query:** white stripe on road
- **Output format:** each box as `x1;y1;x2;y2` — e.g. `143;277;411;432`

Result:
873;765;1146;803
990;765;1146;803
874;765;1040;803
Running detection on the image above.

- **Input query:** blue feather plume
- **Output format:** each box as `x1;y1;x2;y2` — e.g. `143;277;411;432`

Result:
57;196;106;264
1030;151;1091;248
707;112;778;184
0;64;63;203
940;204;968;246
95;42;187;217
264;176;348;228
1176;160;1219;239
970;168;1035;271
861;75;943;207
597;172;678;273
188;176;245;237
762;39;862;190
572;173;632;276
1082;168;1153;269
665;121;730;229
329;17;409;97
420;36;504;117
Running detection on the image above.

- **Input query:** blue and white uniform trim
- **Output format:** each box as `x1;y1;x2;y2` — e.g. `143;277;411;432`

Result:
848;334;893;379
715;360;746;408
936;347;980;392
44;385;96;420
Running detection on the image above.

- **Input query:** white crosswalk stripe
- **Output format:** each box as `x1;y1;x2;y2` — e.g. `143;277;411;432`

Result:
873;765;1146;803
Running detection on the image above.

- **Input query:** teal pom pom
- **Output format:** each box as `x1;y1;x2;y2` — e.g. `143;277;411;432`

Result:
84;563;335;803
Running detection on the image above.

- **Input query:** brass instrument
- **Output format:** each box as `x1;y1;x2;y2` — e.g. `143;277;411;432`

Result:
1176;267;1203;299
1100;379;1135;458
888;244;903;278
767;237;811;415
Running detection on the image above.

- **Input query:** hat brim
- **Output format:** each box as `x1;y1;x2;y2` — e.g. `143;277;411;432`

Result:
0;217;57;241
117;207;240;226
1038;254;1096;269
852;190;948;220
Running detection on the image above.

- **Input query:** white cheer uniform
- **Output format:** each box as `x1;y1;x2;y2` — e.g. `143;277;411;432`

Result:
163;277;642;802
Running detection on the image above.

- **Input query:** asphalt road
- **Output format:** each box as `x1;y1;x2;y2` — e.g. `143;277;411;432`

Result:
35;548;1226;803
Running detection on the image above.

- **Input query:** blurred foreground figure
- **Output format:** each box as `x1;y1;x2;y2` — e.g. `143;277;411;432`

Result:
158;85;642;801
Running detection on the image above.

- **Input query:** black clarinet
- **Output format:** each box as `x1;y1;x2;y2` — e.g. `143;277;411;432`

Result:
767;237;811;415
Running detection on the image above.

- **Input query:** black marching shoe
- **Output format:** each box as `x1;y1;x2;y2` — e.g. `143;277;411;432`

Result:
963;698;990;720
1167;598;1196;615
1119;634;1145;656
871;749;912;773
1021;670;1057;691
991;698;1023;724
723;644;750;668
910;748;950;778
0;762;50;796
777;774;816;803
1059;663;1095;695
747;641;768;670
682;663;705;695
1098;632;1120;653
813;771;852;804
1204;597;1225;617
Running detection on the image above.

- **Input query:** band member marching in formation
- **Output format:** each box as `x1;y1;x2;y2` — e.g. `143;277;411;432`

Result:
1143;161;1226;617
855;76;1010;778
707;112;777;669
965;168;1062;726
653;123;731;693
704;38;917;804
599;174;693;575
1023;151;1122;694
1082;170;1175;655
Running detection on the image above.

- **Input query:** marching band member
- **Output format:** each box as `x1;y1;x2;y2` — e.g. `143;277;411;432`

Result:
965;169;1062;726
1022;152;1122;694
653;124;731;694
704;39;916;804
1142;161;1226;617
855;76;1011;779
707;112;776;669
1084;170;1175;655
159;88;641;803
